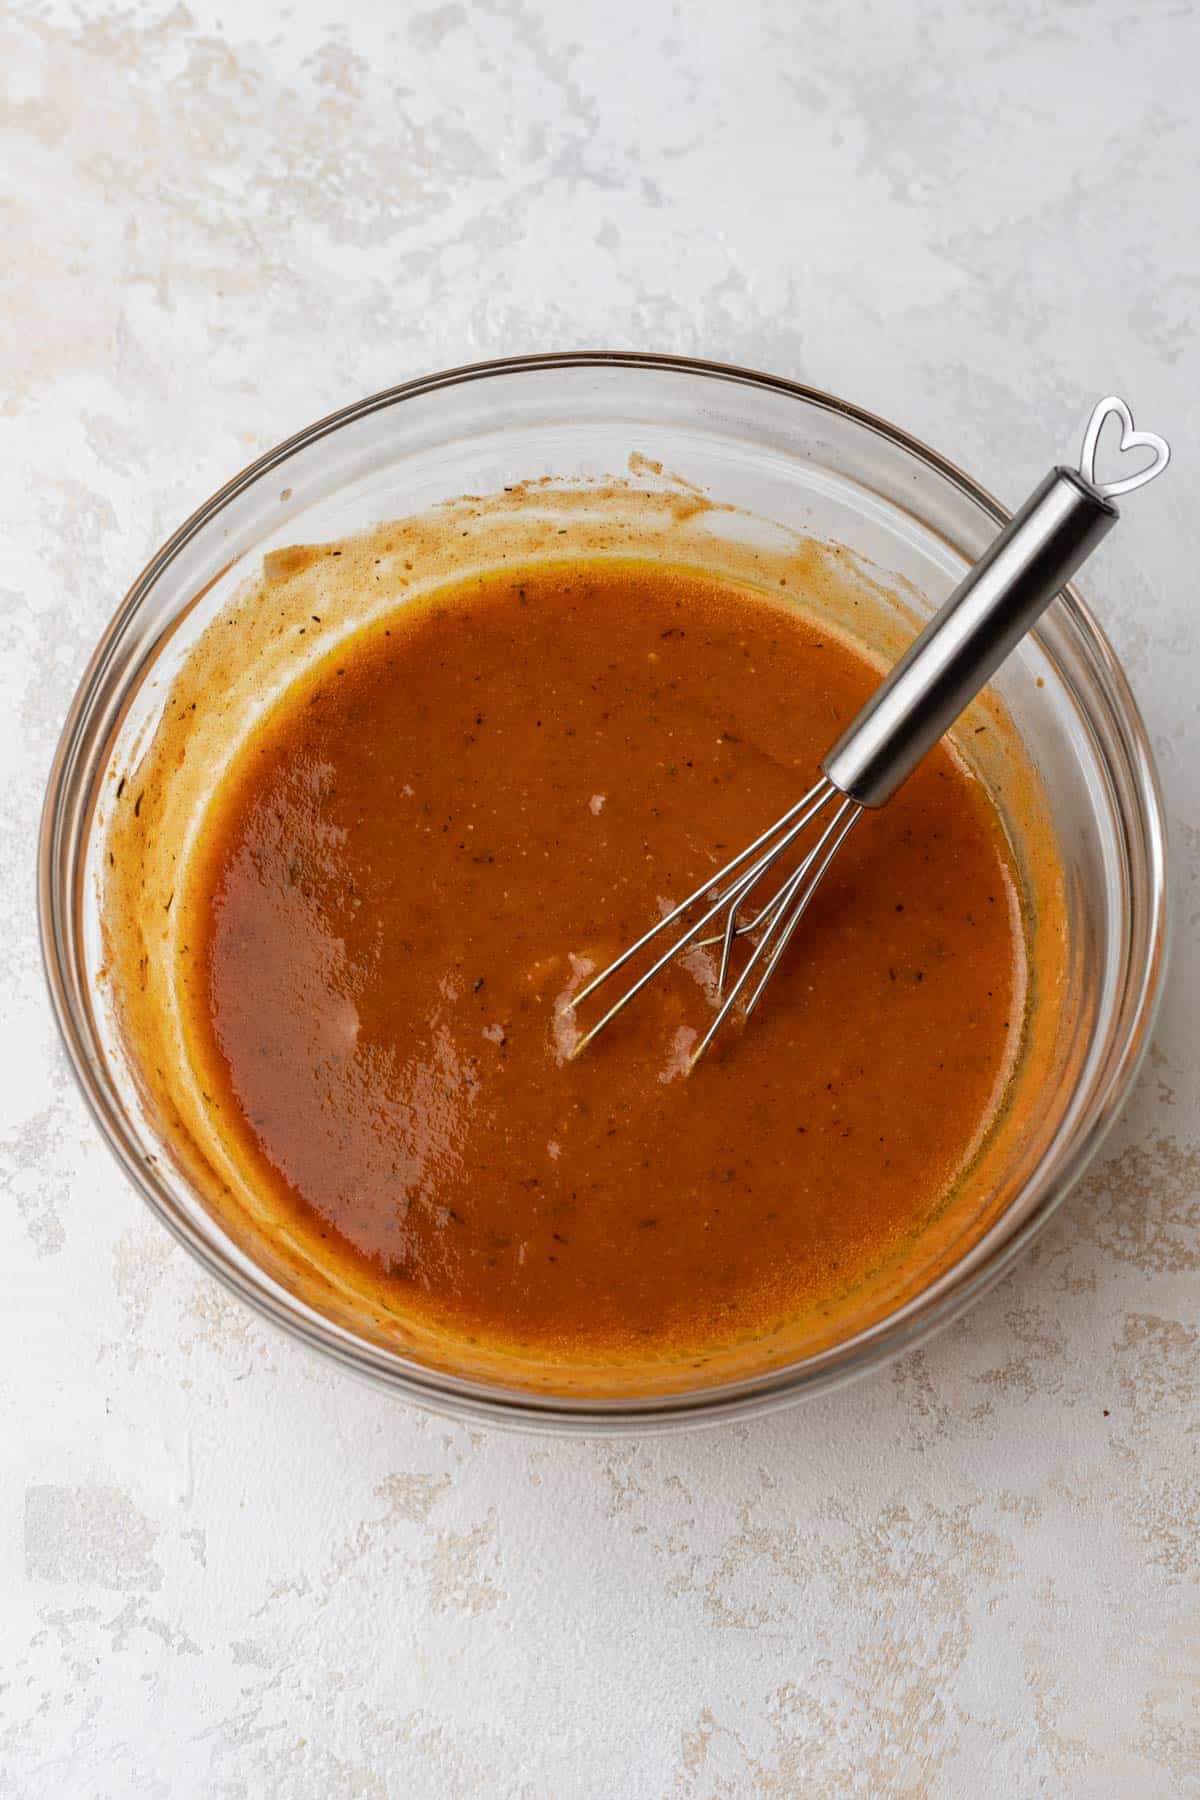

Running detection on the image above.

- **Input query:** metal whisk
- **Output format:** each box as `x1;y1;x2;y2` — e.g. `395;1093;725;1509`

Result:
569;395;1171;1066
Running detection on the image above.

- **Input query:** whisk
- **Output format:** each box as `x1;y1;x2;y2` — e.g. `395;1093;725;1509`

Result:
569;395;1171;1067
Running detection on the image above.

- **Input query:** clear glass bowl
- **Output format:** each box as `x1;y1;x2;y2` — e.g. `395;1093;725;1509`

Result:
38;354;1168;1432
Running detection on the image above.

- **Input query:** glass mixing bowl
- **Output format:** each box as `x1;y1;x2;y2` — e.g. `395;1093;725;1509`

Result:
38;353;1168;1432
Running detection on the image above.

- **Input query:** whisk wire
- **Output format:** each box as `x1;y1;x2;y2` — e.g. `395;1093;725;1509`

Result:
567;775;837;1047
741;800;862;1020
687;795;861;1066
567;776;861;1065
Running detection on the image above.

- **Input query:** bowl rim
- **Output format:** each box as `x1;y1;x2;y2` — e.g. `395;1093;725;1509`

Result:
37;350;1170;1432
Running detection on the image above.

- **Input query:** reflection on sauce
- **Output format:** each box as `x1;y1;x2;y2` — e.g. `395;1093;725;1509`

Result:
183;559;1024;1362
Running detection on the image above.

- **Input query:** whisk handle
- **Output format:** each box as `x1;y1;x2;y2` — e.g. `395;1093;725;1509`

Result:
822;465;1117;807
824;393;1171;808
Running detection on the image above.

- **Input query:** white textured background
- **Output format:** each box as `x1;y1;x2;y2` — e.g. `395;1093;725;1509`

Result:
3;2;1198;1794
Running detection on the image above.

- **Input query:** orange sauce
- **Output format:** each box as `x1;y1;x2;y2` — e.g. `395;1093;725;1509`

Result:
179;559;1024;1364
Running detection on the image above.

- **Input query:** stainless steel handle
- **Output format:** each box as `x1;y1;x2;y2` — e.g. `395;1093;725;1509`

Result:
822;396;1170;808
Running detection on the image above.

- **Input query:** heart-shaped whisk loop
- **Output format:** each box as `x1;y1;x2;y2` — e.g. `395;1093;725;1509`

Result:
1079;395;1171;499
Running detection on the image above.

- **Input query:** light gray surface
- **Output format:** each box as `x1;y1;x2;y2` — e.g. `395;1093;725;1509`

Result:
3;2;1198;1794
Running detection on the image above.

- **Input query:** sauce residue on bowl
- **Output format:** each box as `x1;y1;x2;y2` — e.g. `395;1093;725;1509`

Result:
175;557;1026;1367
